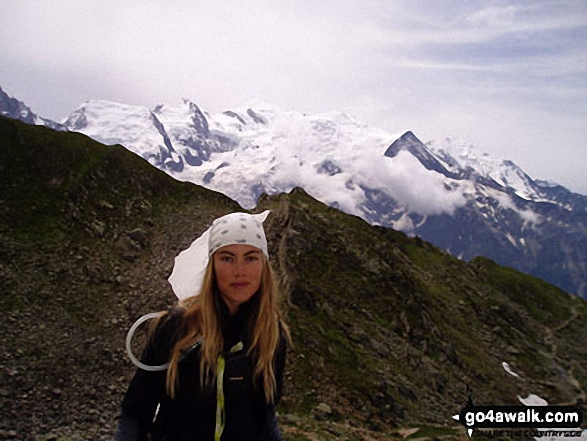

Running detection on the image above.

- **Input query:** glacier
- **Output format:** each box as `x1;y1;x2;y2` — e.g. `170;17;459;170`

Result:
2;87;586;298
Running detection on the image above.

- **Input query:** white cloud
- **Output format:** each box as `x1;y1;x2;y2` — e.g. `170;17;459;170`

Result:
1;0;586;194
356;150;466;216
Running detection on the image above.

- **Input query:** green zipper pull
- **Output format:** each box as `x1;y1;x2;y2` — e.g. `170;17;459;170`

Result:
214;341;244;441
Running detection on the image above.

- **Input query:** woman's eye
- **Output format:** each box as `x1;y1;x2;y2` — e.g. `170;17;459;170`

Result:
246;256;259;262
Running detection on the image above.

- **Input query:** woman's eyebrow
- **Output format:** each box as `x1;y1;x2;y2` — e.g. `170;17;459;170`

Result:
217;250;260;256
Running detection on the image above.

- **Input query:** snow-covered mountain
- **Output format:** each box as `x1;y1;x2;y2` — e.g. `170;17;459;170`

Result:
2;88;586;298
0;87;65;131
59;99;587;299
64;99;466;215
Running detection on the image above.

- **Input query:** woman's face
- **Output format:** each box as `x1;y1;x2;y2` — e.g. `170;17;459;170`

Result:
213;244;263;315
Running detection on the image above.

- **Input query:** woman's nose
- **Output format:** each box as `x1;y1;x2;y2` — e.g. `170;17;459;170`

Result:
235;258;245;274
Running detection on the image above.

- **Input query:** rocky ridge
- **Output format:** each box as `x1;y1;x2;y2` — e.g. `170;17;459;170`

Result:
61;98;587;299
2;88;587;300
1;116;586;440
0;87;65;132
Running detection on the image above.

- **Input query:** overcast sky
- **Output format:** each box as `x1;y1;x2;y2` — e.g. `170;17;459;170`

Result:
1;0;586;194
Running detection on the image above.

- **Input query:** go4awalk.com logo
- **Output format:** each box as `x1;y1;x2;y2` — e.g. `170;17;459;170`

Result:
452;389;584;438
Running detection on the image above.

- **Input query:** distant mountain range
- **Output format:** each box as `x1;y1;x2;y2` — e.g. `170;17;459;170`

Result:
1;115;585;438
0;86;66;131
1;86;586;298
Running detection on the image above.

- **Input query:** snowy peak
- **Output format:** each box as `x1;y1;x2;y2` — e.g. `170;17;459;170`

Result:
153;99;210;137
62;99;220;172
62;100;180;170
428;137;547;201
57;98;577;211
0;87;65;131
0;86;37;125
384;131;423;157
2;86;586;297
385;131;458;179
152;99;212;166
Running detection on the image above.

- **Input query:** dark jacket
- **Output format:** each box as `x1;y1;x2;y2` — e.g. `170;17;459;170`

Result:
114;300;286;441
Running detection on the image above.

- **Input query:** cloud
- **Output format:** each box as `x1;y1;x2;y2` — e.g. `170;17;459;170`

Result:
1;0;586;195
355;150;466;216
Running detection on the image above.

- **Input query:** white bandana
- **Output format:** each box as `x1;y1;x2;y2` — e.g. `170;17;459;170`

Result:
168;211;270;300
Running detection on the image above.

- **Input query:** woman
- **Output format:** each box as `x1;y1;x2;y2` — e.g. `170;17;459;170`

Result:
115;212;289;441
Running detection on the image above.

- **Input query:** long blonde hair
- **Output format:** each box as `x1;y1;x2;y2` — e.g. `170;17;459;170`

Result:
163;254;287;403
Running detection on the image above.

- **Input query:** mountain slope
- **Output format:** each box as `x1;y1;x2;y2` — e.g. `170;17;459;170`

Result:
0;115;242;439
381;133;587;299
259;188;586;426
1;116;585;440
0;86;65;131
56;98;587;299
4;89;585;298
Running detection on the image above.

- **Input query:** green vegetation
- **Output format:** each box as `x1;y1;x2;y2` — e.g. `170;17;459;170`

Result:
1;116;585;439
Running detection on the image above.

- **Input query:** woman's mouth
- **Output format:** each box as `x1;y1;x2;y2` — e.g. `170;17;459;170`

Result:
230;282;250;289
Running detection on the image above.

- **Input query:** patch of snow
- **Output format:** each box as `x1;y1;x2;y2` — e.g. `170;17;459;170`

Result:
502;361;519;377
500;363;587;440
64;100;169;158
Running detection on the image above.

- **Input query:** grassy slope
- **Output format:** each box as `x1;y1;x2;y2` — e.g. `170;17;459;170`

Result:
0;116;241;439
1;116;585;440
258;189;586;439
